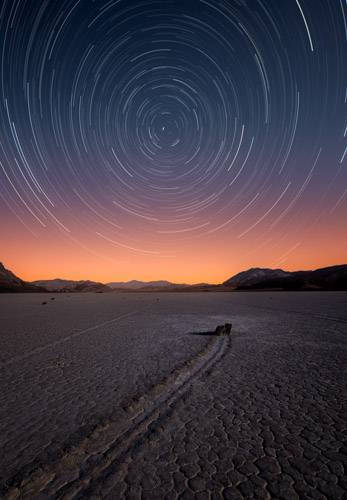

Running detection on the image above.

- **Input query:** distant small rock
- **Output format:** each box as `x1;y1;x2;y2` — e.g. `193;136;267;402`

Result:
215;323;232;335
42;301;47;305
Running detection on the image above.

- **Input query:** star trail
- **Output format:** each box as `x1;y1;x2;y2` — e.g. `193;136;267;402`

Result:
0;0;346;282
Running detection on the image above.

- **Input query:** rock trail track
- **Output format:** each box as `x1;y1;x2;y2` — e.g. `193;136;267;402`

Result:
0;308;148;369
0;291;346;499
4;334;230;498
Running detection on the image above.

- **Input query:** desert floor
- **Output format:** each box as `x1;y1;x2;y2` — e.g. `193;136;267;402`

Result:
0;291;346;499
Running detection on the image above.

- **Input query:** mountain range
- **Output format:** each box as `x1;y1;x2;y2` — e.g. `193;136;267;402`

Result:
1;262;347;293
0;262;46;293
223;265;347;291
107;280;181;290
32;279;111;293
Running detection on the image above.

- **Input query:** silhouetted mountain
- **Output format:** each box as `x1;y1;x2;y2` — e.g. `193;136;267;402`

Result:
223;268;291;288
3;262;347;294
32;279;112;293
107;280;180;290
108;280;222;292
0;263;46;293
223;265;347;291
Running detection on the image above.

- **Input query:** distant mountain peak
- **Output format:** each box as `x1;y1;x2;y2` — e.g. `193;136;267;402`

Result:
0;262;45;293
223;265;347;290
223;267;290;287
107;280;177;290
31;278;112;293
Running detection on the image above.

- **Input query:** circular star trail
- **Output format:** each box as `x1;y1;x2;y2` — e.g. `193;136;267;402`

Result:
0;0;346;268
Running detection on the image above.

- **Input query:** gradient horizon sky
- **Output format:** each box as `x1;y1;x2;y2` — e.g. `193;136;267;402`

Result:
0;0;346;284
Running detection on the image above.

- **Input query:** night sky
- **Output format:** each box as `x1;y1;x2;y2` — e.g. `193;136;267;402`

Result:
0;0;346;283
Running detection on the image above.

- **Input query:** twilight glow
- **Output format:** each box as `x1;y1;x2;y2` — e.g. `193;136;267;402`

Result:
0;0;346;283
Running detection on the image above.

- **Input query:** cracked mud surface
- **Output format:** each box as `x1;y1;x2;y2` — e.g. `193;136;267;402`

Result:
0;291;346;499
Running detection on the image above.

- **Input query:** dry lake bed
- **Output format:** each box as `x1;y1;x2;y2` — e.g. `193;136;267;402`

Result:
0;291;346;499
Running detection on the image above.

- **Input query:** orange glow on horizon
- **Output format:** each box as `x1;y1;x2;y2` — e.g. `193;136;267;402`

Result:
2;209;346;284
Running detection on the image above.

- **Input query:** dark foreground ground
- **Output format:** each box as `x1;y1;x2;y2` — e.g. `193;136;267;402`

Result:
0;291;346;499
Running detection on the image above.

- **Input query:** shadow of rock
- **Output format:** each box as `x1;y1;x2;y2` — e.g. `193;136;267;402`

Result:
190;323;232;336
190;331;215;336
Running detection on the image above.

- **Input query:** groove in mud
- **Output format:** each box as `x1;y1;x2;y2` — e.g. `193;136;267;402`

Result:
0;308;150;369
3;333;231;499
